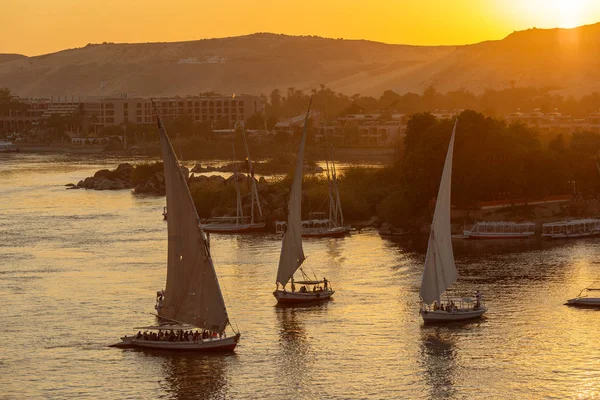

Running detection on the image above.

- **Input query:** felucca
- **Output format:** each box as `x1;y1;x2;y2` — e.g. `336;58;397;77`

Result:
273;99;334;304
112;104;240;351
203;122;265;233
419;119;487;323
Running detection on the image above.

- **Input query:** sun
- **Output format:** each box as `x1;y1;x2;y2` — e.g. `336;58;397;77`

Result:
551;0;589;28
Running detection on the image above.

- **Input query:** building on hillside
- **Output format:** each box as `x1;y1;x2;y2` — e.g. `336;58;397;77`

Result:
273;111;321;135
81;94;265;129
318;113;407;146
506;109;600;134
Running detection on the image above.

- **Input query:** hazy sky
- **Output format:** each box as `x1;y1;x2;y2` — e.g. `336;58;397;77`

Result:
3;0;600;56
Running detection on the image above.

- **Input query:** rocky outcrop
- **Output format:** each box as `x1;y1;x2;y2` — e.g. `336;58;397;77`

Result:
69;163;134;191
134;171;165;195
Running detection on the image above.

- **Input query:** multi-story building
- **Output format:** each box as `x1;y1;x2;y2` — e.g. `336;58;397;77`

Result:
506;110;600;134
81;94;264;128
318;113;408;145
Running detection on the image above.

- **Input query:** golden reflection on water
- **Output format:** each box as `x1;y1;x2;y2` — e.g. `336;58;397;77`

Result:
3;153;600;398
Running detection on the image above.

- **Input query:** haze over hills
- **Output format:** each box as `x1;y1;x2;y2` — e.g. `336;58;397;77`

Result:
2;23;600;99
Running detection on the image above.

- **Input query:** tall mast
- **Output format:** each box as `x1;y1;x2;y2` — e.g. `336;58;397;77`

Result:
241;122;262;224
232;144;243;226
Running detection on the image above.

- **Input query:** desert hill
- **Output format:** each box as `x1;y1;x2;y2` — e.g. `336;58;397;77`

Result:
2;24;600;98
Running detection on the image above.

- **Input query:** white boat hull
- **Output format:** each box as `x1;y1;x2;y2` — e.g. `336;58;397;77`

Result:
543;231;600;239
273;289;334;304
464;231;534;239
420;307;487;323
111;334;240;351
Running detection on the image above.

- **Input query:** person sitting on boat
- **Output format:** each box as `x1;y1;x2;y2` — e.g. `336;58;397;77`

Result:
440;303;445;311
324;278;328;290
300;286;307;293
433;301;438;311
135;331;142;339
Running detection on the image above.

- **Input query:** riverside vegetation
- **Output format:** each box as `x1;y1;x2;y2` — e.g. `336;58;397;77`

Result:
69;110;600;230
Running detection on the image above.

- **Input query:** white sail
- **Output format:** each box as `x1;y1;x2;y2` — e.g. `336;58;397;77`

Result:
420;120;459;305
155;106;230;333
276;100;311;286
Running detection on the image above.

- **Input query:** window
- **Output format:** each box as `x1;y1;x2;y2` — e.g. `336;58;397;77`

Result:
124;110;128;117
238;101;244;106
106;103;114;109
216;101;222;107
137;110;142;115
106;117;114;123
239;108;244;114
217;108;221;114
106;110;114;116
137;117;142;123
224;108;229;114
231;101;236;107
202;101;207;107
124;103;128;109
137;103;142;108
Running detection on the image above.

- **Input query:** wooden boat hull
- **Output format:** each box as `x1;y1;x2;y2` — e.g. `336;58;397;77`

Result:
203;222;265;233
420;307;486;323
111;334;240;352
273;289;334;304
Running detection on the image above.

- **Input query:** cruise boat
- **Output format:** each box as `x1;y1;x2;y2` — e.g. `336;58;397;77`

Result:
463;221;535;239
542;219;600;239
0;141;19;153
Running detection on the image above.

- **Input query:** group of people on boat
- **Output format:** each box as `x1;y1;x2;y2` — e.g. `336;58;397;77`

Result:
286;278;330;293
430;291;482;312
134;329;225;342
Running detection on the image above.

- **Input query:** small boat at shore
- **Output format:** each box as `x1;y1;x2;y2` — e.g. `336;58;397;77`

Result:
203;123;266;234
112;103;240;352
566;285;600;307
273;99;334;304
463;221;535;239
419;119;487;323
542;219;600;239
0;140;19;153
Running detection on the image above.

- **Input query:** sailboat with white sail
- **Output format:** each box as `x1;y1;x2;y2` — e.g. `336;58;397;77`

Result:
273;99;334;304
203;123;265;233
112;104;240;351
419;119;487;323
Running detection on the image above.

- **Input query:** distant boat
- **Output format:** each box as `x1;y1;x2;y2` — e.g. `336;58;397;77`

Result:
162;206;167;220
419;119;487;323
0;141;19;153
274;139;349;238
273;99;335;304
567;284;600;307
542;219;600;239
463;221;535;239
111;103;240;351
203;123;265;233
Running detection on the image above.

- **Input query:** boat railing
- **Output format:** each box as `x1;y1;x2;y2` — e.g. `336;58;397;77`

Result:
420;297;484;312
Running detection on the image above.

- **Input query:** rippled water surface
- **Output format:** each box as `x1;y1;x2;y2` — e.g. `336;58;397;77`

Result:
2;153;600;399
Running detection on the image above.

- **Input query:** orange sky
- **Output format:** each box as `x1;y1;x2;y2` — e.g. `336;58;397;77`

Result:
2;0;600;56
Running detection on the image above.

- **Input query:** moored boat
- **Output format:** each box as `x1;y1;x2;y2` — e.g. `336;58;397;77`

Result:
566;286;600;307
112;102;240;352
464;221;535;239
202;123;265;234
273;99;334;304
542;219;600;239
419;119;487;323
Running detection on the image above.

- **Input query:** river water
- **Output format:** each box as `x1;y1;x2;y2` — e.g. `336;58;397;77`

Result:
2;153;600;399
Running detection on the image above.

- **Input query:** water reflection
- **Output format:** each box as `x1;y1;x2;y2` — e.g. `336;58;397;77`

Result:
275;306;316;398
143;351;232;399
420;328;457;400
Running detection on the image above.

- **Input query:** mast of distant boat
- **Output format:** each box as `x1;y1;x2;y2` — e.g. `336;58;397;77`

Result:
241;122;262;224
